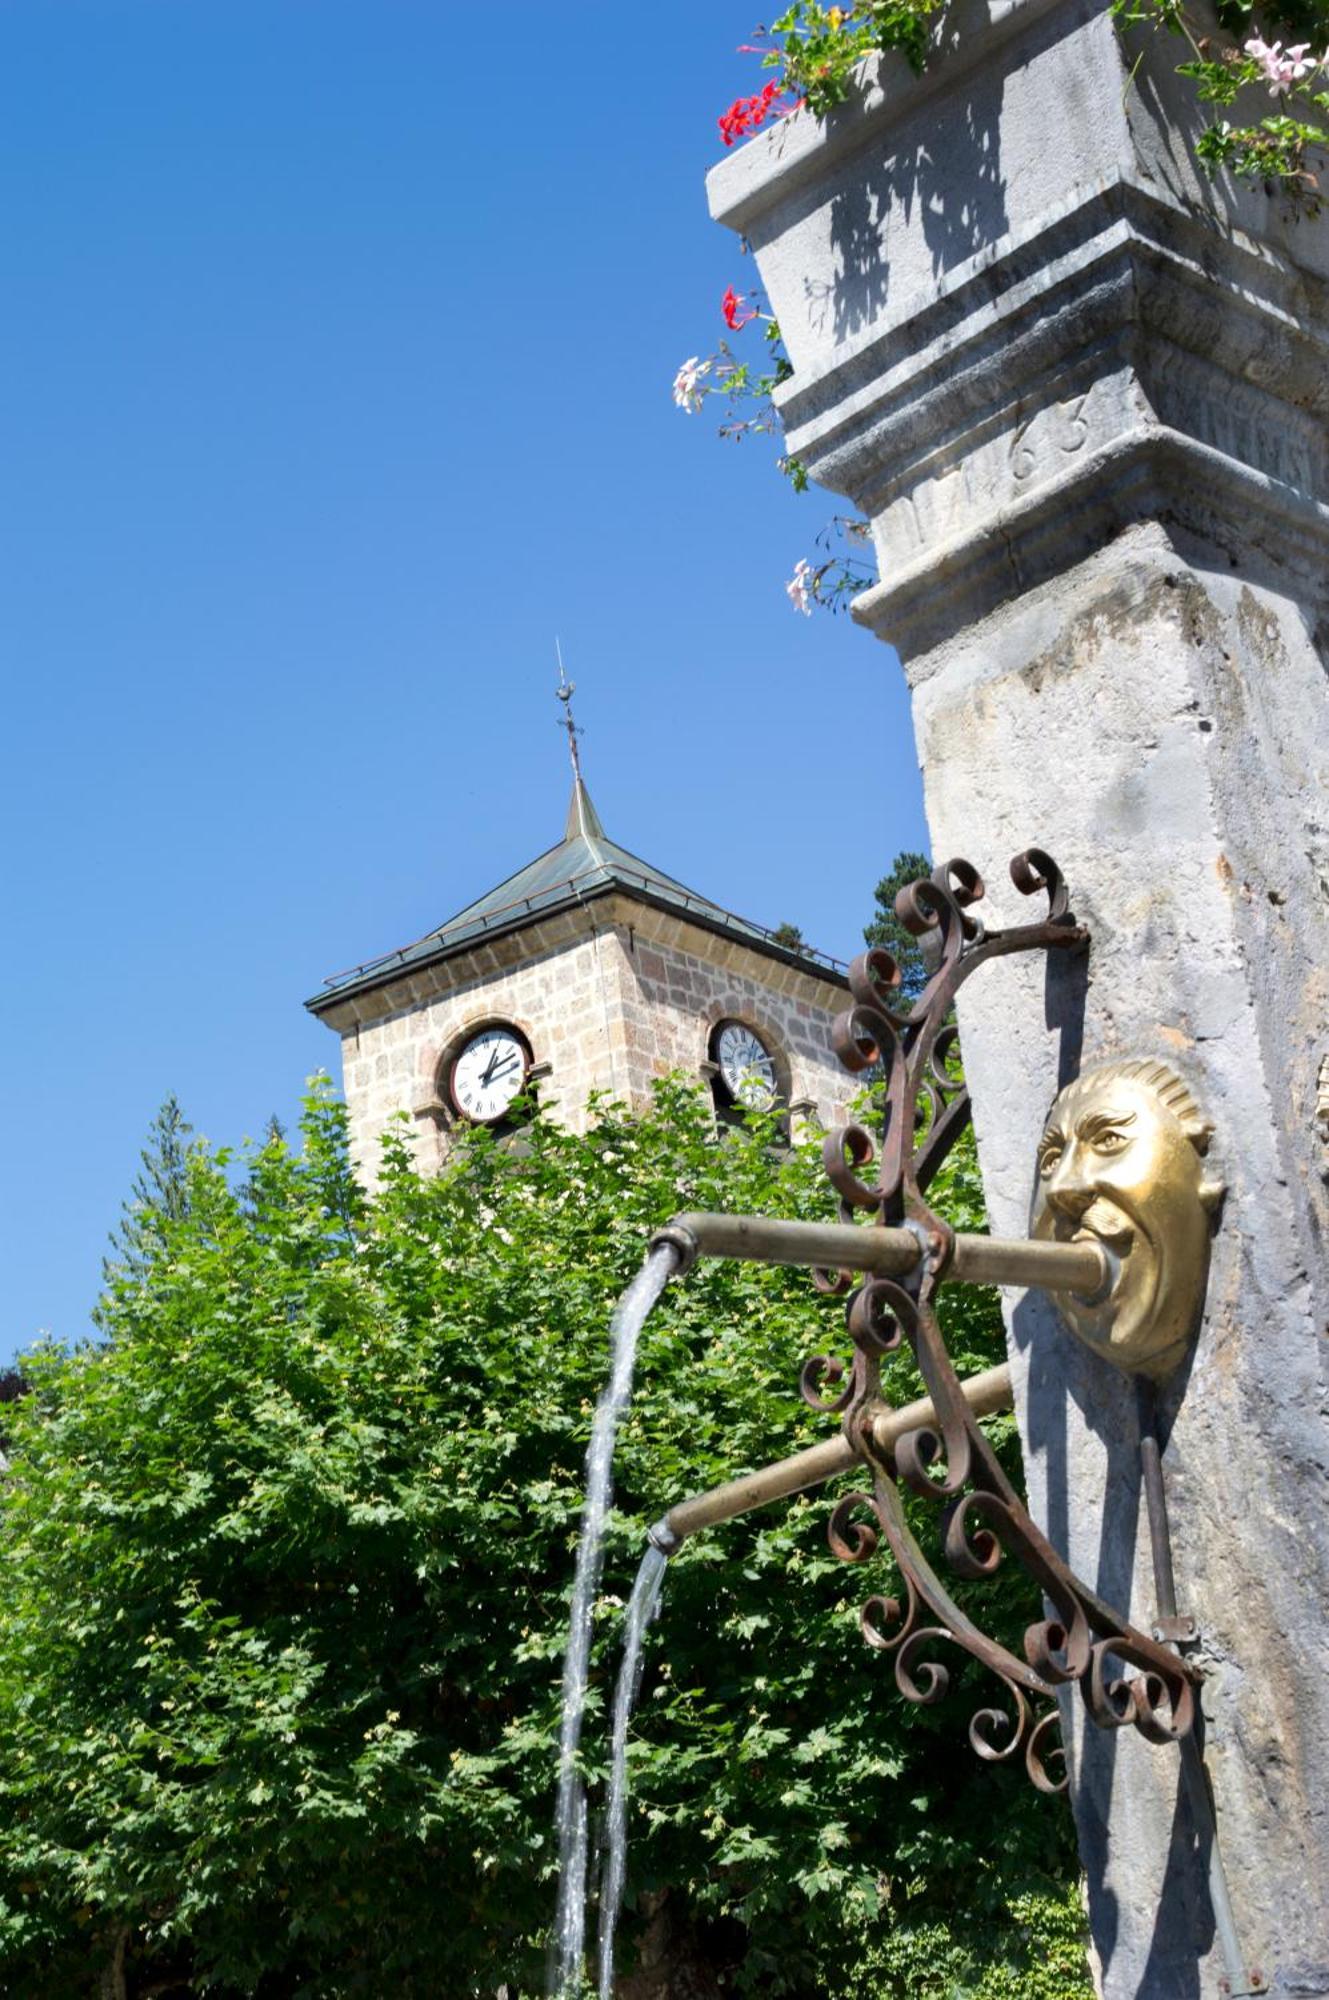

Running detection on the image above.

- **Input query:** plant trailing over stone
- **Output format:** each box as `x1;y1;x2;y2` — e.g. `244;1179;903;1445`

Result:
737;0;1328;200
0;1078;1090;1997
687;0;1326;617
1115;0;1328;196
672;288;874;615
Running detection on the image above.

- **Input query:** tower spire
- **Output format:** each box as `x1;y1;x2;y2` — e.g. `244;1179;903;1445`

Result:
555;638;584;785
555;641;604;844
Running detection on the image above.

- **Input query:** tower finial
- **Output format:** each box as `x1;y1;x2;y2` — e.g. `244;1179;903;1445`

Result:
554;637;584;786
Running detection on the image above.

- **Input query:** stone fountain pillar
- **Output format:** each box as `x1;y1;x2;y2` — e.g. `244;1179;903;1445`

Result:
708;4;1329;1992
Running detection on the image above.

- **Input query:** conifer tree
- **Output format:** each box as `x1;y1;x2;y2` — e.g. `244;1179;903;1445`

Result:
864;849;933;1002
102;1094;194;1287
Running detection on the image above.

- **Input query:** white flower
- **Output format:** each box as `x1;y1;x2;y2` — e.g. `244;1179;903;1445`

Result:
1245;34;1316;91
672;356;710;413
786;557;815;615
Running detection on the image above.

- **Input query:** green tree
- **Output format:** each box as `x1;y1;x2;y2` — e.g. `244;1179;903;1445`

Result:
0;1081;1088;1997
101;1094;195;1291
864;849;933;1003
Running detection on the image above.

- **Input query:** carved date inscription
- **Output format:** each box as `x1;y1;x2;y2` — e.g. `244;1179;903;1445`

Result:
879;378;1117;566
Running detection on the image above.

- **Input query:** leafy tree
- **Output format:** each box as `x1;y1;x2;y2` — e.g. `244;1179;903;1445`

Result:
864;849;933;1003
769;921;805;950
0;1081;1088;1997
101;1094;195;1291
0;1371;27;1468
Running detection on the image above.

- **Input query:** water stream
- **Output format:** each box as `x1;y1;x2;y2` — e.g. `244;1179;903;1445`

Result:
549;1244;679;1998
596;1542;669;1999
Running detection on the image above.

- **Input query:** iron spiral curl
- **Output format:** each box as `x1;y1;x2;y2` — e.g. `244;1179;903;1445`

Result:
968;1678;1032;1765
828;1489;884;1565
799;1350;862;1416
1026;1709;1070;1795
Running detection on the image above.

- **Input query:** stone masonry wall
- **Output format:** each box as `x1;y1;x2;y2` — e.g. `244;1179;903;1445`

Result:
336;922;611;1183
327;894;851;1184
607;911;851;1135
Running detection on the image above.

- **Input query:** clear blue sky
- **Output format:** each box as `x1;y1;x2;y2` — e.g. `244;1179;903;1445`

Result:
1;1;925;1361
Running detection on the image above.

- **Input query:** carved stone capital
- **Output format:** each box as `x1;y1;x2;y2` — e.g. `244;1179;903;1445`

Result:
707;0;1329;657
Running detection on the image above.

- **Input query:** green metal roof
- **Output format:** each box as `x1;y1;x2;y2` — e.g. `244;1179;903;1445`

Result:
307;779;847;1013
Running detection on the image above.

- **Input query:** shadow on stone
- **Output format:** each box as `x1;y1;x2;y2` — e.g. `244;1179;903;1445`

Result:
1135;1737;1215;1999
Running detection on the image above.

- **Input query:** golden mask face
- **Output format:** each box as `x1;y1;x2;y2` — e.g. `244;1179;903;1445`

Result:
1030;1060;1223;1380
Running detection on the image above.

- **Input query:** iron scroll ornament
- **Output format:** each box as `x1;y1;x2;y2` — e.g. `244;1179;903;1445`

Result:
804;852;1201;1793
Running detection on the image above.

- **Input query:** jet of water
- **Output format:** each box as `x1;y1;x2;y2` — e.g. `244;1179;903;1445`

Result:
596;1541;669;1999
549;1243;679;1998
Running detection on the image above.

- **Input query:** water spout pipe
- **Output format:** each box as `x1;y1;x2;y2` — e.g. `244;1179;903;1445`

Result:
652;1213;1108;1300
650;1362;1013;1551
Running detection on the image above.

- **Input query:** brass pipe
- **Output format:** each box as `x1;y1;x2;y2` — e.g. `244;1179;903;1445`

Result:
652;1362;1013;1550
950;1234;1110;1297
653;1434;855;1549
654;1212;1107;1300
653;1213;924;1280
877;1361;1014;1444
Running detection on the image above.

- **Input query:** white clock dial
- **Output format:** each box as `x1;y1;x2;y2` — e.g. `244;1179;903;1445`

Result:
715;1022;778;1111
450;1026;530;1124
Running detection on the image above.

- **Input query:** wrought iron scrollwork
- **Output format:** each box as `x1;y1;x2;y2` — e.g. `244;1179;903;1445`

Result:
804;852;1201;1791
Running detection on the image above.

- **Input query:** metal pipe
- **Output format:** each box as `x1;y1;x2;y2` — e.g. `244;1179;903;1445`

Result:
876;1362;1014;1446
950;1234;1110;1298
655;1212;1108;1298
653;1213;924;1280
652;1363;1013;1550
652;1434;855;1549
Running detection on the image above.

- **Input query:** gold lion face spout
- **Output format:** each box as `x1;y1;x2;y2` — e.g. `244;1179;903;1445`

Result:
1030;1060;1224;1381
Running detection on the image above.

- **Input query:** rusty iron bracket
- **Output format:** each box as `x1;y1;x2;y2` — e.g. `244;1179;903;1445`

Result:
797;851;1204;1795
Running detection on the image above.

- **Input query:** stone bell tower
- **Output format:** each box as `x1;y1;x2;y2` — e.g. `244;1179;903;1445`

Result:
306;688;852;1183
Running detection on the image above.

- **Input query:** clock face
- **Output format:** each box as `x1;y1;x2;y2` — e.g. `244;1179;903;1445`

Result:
449;1026;530;1124
715;1022;778;1111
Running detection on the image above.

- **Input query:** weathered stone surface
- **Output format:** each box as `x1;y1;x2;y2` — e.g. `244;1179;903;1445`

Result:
709;0;1329;655
917;537;1329;1995
711;5;1329;1992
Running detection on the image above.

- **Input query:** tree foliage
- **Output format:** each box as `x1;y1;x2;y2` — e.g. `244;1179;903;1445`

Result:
0;1081;1089;1996
102;1094;196;1293
864;848;933;1003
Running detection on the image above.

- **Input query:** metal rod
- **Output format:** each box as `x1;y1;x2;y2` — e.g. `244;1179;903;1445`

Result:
653;1364;1013;1549
653;1434;855;1548
655;1212;1107;1298
949;1234;1109;1296
1136;1380;1180;1623
1136;1381;1263;1997
655;1213;924;1279
877;1362;1014;1444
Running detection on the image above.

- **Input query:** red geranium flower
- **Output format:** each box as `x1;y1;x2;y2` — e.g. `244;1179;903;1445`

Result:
717;80;786;147
721;285;758;330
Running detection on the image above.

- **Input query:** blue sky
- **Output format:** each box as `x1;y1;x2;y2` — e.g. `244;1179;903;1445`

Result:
1;1;925;1360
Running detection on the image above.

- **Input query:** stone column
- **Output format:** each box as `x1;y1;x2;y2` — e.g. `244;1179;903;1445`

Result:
709;4;1329;1993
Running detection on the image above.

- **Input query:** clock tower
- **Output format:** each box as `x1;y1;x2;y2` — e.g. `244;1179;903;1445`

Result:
307;697;854;1183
